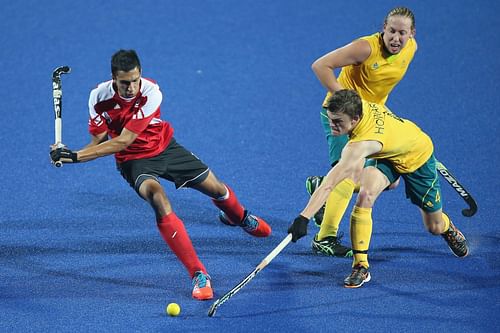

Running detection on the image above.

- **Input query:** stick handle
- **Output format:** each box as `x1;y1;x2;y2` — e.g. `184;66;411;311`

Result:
55;117;62;144
257;233;292;270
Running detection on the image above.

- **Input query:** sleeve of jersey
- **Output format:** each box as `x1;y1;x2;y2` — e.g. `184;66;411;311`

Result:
88;88;108;135
125;84;163;135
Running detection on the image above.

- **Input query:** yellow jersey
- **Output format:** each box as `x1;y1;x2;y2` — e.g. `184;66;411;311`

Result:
349;100;433;173
322;33;417;107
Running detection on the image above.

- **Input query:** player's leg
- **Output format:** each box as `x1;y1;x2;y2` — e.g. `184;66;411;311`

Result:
163;138;271;238
118;153;213;300
344;162;394;288
404;154;469;257
193;171;271;238
312;179;356;257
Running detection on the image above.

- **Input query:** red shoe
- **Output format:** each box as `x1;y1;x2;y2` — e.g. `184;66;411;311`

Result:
219;210;272;237
192;271;213;300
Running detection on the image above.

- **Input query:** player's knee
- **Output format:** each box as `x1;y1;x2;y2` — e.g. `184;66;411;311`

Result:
356;188;377;207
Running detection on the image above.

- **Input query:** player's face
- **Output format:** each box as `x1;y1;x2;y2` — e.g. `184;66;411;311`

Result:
382;15;414;55
113;66;141;99
326;111;358;136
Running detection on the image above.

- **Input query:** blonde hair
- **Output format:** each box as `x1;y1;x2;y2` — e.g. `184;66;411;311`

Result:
385;7;415;30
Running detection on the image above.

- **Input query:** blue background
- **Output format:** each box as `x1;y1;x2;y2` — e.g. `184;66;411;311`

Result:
1;1;499;332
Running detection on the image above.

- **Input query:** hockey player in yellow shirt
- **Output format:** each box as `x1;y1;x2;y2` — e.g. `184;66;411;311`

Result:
307;7;418;258
288;89;469;288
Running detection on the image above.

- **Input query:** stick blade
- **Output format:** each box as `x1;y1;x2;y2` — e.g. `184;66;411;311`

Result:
207;300;219;317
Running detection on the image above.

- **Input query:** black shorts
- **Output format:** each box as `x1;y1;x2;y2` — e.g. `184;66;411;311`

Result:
117;138;210;193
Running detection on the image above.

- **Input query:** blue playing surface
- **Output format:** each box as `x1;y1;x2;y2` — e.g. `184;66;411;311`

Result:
1;1;499;332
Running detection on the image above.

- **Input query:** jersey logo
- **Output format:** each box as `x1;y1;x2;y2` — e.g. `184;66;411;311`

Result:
424;201;434;208
435;191;441;203
90;115;103;127
132;97;146;119
372;62;379;70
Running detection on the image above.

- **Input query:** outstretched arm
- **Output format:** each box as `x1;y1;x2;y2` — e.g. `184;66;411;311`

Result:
300;142;368;219
288;141;381;242
76;128;138;162
50;128;138;164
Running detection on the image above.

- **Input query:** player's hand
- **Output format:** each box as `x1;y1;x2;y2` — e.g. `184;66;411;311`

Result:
287;215;310;242
50;147;78;163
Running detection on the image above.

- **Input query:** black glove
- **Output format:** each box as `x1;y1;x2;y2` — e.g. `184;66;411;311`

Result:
287;215;310;242
50;147;78;163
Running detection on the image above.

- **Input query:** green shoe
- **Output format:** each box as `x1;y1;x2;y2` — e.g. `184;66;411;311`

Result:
311;233;353;257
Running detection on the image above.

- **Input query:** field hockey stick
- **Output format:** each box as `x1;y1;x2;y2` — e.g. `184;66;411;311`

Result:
436;160;477;217
207;233;292;317
52;65;71;167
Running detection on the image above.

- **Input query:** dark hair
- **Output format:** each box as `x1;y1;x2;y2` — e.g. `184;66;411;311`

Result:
326;90;363;118
385;7;415;30
111;49;141;75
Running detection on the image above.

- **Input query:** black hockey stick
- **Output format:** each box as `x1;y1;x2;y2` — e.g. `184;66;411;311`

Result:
436;160;477;217
207;233;292;317
52;65;71;167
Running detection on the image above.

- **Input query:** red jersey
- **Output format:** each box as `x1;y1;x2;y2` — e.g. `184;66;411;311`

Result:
88;78;173;163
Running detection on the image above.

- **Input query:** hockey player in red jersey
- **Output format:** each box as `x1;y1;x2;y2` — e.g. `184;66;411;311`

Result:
50;49;271;301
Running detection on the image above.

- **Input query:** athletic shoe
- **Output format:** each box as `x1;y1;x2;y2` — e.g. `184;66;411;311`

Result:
192;271;213;300
218;210;272;238
311;233;353;257
305;176;326;227
441;221;469;257
344;264;371;288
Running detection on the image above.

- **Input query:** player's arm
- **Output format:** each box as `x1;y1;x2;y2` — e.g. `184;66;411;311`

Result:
311;39;371;93
50;128;138;164
82;131;108;149
75;128;138;162
288;140;381;242
300;141;372;219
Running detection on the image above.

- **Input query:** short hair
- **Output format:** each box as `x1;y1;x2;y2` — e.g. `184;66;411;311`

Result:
111;49;141;76
326;90;363;118
385;7;416;30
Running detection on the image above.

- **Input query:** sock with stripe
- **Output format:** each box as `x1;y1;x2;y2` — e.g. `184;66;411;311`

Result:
157;212;206;278
350;206;373;268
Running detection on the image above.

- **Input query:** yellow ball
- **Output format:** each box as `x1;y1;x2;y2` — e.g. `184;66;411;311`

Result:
166;303;181;317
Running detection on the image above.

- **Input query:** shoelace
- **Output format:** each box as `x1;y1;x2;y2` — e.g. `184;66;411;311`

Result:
242;215;258;231
444;227;467;252
193;272;208;288
350;265;365;278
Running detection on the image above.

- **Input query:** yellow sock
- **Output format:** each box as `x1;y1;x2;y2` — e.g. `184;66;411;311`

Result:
442;211;451;233
350;206;373;268
317;179;356;240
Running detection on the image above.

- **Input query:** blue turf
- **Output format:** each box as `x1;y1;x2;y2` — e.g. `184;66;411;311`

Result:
1;0;499;332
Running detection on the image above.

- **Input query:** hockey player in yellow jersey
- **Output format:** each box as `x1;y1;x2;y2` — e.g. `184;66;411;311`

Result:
306;7;418;258
288;90;469;288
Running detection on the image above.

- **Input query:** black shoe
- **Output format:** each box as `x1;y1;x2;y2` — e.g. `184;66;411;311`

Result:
344;264;371;288
441;221;469;257
311;233;353;257
305;176;325;226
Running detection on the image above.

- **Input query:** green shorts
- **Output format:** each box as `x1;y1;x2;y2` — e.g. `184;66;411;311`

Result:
366;154;442;212
320;108;349;166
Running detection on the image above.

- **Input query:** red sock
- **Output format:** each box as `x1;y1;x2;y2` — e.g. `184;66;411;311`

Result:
157;213;206;278
212;185;245;223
